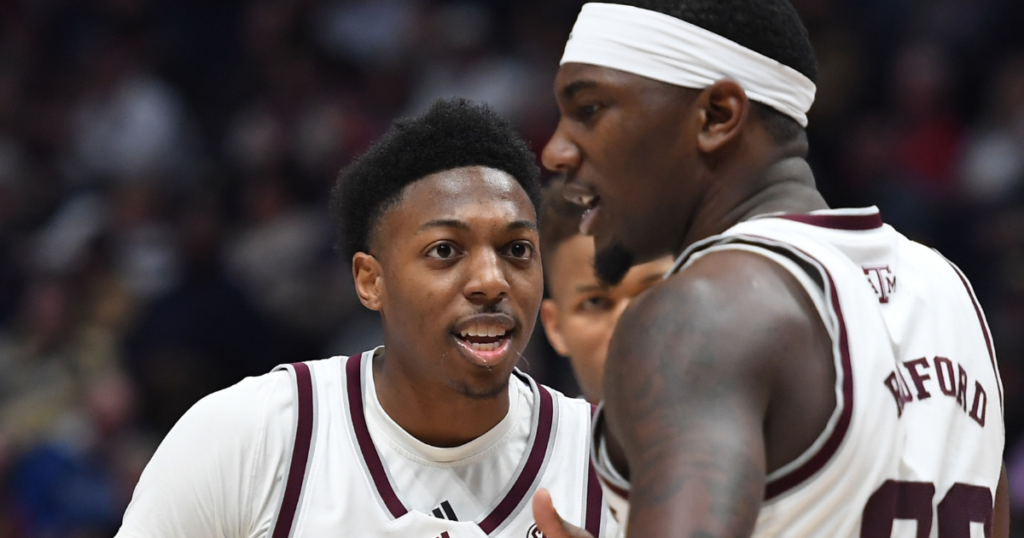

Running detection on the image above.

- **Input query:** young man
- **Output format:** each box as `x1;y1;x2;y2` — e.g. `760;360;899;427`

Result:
538;178;673;404
533;1;1008;537
115;99;615;538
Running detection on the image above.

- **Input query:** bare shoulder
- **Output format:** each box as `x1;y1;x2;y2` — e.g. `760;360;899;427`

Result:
601;248;833;536
611;247;824;379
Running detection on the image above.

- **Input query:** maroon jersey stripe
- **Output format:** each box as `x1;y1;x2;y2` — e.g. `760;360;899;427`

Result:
670;234;855;501
346;355;409;519
584;402;603;535
941;257;1003;410
776;211;883;231
584;462;604;536
597;472;629;500
478;384;554;534
271;362;315;538
758;245;854;501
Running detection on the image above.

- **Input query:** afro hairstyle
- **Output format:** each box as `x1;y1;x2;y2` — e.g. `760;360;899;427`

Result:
330;98;542;261
607;0;818;141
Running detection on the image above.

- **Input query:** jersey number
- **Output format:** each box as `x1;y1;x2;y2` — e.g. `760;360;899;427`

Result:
861;480;993;537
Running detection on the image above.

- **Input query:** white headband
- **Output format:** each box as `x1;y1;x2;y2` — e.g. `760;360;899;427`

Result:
560;3;816;127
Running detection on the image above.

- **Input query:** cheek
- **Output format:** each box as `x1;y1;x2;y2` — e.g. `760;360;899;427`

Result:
386;270;455;328
509;266;544;312
564;313;615;357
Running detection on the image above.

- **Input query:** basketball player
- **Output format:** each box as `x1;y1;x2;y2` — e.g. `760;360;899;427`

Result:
538;178;673;404
532;1;1009;537
115;99;616;538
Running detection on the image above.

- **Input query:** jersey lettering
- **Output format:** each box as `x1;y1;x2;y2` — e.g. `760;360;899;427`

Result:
883;356;988;426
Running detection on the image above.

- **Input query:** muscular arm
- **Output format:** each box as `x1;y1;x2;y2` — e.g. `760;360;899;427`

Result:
603;250;832;538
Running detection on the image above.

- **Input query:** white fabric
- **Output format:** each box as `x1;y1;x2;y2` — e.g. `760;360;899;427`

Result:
592;207;1004;537
116;348;617;537
560;3;816;127
364;356;533;521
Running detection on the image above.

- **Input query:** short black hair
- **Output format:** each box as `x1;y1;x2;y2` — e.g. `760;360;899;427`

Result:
608;0;817;141
539;177;586;276
330;98;542;261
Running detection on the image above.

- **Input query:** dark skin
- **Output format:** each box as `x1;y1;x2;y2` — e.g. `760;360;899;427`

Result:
352;166;543;447
531;64;1010;538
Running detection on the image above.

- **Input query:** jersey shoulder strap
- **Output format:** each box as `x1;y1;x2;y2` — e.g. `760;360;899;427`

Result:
271;362;316;538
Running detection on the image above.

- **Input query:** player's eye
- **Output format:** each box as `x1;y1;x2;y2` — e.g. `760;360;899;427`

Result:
574;103;602;123
503;241;535;260
426;242;460;260
578;295;614;312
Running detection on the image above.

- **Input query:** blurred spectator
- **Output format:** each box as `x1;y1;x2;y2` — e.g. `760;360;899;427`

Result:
0;0;1022;535
68;40;200;188
960;54;1024;204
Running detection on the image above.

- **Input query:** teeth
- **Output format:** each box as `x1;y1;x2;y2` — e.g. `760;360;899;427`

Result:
459;325;507;338
468;341;500;352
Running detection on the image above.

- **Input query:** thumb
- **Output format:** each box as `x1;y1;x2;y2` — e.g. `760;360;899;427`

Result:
532;488;595;538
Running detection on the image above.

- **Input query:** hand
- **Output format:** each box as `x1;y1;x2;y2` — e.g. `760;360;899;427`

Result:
532;488;596;538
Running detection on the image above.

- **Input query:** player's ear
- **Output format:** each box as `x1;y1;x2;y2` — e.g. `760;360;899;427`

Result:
540;299;571;357
352;252;384;311
696;79;748;154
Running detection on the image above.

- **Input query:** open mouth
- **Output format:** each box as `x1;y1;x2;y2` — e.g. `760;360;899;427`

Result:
579;199;601;235
456;325;509;351
452;320;515;366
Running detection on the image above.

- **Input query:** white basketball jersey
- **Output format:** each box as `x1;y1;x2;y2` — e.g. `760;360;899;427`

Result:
592;207;1004;538
116;349;615;538
276;351;615;538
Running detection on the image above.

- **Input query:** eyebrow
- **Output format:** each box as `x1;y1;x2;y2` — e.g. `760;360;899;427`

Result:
418;219;471;232
575;284;606;293
561;79;598;100
507;220;538;232
416;219;537;233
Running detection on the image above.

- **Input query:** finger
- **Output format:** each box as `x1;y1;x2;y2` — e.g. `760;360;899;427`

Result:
532;488;595;538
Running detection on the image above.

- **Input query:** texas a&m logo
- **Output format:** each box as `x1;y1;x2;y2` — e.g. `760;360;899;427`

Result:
863;265;896;303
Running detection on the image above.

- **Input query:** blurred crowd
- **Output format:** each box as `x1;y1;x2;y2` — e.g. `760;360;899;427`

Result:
0;0;1022;535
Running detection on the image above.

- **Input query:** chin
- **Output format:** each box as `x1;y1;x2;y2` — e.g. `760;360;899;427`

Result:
452;377;510;400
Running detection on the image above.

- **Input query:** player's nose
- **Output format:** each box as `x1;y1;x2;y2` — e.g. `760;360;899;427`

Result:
541;120;581;174
463;249;510;303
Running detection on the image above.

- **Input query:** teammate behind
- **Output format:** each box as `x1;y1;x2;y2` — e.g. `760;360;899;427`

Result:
116;99;615;538
538;178;673;404
533;1;1009;537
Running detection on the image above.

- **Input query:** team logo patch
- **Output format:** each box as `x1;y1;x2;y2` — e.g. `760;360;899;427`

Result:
527;523;546;538
863;265;896;303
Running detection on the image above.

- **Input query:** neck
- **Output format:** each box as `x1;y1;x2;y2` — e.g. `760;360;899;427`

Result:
674;151;828;255
371;348;511;448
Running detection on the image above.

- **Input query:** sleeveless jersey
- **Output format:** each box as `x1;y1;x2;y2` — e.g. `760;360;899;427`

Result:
116;349;614;538
270;350;614;538
592;207;1004;537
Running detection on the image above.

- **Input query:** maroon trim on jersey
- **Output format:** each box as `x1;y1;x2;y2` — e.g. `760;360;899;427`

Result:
943;257;1003;410
345;355;408;519
597;472;630;501
775;211;883;230
584;462;604;536
669;234;855;500
582;402;603;536
345;355;556;531
478;384;554;534
272;362;315;538
763;253;854;501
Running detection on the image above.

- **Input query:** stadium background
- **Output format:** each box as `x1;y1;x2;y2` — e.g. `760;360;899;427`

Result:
0;0;1022;535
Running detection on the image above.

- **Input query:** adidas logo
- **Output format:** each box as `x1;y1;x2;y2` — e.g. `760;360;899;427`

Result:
431;500;458;522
